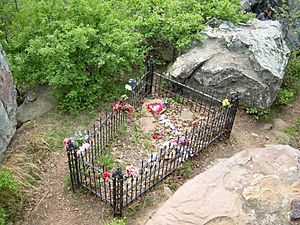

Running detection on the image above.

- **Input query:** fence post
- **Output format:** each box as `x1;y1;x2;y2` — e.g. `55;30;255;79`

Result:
66;143;80;192
112;166;124;217
146;56;154;95
225;94;240;137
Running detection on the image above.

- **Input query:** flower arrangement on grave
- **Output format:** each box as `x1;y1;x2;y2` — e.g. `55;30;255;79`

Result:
64;130;91;156
146;102;165;115
113;78;138;117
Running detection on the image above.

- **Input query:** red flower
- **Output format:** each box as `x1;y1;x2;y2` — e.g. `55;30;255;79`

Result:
152;133;159;139
113;102;121;113
102;172;110;180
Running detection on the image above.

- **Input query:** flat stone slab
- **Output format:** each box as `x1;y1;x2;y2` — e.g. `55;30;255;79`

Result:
17;85;57;124
145;145;300;225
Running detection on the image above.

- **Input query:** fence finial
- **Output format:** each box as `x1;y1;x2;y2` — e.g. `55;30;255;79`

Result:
230;92;240;103
112;166;124;179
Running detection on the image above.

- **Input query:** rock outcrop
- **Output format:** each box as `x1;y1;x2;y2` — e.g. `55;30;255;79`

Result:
0;44;17;154
169;19;290;108
241;0;300;51
145;145;300;225
17;85;57;126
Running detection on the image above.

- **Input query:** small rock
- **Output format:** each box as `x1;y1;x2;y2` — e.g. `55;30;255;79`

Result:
272;130;292;143
290;199;300;221
26;90;37;102
180;109;193;121
262;123;273;130
47;193;53;198
164;186;173;198
251;133;259;137
273;118;289;131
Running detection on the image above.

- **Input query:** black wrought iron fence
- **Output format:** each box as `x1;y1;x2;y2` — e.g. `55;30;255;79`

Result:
66;58;239;217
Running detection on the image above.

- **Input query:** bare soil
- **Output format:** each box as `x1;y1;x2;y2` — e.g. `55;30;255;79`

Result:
4;94;300;225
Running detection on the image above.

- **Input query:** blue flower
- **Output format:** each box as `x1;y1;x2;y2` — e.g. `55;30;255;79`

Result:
128;78;137;84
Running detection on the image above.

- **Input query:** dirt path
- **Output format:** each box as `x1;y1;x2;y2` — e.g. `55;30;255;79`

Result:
8;94;300;225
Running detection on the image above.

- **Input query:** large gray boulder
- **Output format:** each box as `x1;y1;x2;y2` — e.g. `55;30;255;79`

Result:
0;44;17;154
241;0;300;51
145;145;300;225
169;19;290;108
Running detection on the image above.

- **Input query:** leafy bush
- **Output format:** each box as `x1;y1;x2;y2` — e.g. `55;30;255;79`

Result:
244;107;271;121
5;0;145;111
276;88;296;105
2;0;253;111
275;51;300;105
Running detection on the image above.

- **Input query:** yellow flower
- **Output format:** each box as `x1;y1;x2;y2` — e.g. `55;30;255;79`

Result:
222;98;231;107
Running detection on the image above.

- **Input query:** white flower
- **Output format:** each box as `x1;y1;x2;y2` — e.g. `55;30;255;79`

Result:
125;84;133;91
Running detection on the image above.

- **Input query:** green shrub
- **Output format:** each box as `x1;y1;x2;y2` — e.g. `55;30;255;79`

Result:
276;88;296;105
97;155;114;170
244;107;271;121
0;169;21;224
275;51;300;105
2;0;253;112
177;160;193;177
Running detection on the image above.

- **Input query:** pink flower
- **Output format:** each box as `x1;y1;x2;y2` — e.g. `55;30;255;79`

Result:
126;165;139;177
77;148;84;156
159;128;164;135
82;143;90;150
63;138;71;149
77;143;90;156
121;103;135;117
113;101;121;113
102;172;110;180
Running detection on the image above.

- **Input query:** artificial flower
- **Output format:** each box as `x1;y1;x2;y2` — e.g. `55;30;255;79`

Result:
146;102;164;115
121;103;135;117
222;98;231;107
102;172;110;180
125;84;133;91
126;165;139;177
63;138;71;149
113;101;121;113
152;133;160;139
179;138;190;145
81;143;91;150
128;78;137;83
128;78;137;90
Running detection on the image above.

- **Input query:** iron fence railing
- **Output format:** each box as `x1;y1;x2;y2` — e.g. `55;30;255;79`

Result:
66;58;239;216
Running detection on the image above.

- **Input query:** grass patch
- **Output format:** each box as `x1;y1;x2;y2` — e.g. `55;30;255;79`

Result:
0;169;21;224
177;160;193;177
104;217;127;225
